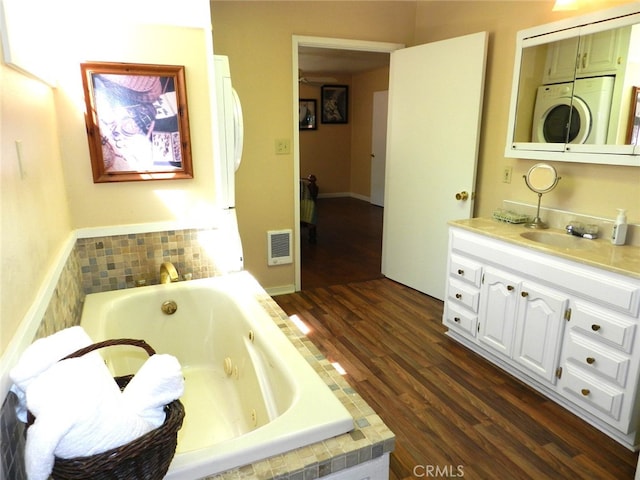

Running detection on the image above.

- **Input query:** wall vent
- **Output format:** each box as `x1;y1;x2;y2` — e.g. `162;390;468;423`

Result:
267;229;293;265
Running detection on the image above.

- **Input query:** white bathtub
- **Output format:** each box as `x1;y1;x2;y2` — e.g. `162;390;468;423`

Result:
80;271;353;479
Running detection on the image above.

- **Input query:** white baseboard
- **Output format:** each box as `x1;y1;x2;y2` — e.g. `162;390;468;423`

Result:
317;192;371;202
266;284;296;296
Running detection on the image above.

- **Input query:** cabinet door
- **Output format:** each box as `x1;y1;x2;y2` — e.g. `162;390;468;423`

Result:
543;36;579;84
513;281;568;383
542;29;622;84
578;29;622;76
478;268;520;357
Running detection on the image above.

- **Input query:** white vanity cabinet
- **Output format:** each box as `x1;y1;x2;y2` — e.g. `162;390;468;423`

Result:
443;225;640;449
557;300;638;432
443;254;482;337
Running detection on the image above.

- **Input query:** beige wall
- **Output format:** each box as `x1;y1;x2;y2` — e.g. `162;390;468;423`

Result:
351;66;391;197
212;0;640;293
3;0;639;353
299;75;352;194
414;0;640;221
56;24;218;229
211;1;417;289
299;65;390;198
1;7;219;354
0;66;72;352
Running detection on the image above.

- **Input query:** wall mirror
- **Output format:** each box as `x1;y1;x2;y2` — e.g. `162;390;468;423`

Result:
505;4;640;166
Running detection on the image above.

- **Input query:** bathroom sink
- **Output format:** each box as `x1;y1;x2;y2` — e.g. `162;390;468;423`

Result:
520;231;596;250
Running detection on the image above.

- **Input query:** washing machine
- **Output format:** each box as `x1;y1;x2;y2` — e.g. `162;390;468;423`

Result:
531;76;614;144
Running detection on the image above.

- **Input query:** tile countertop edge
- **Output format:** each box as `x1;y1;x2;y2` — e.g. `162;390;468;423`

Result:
449;218;640;280
199;294;396;480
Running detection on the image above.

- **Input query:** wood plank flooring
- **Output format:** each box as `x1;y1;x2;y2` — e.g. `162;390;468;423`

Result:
282;197;638;479
275;279;638;480
301;197;384;289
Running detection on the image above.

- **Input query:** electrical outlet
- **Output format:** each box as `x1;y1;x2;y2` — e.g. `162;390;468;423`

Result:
275;138;291;155
502;166;513;184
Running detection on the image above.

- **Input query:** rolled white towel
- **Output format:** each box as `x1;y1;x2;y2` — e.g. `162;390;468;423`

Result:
10;326;94;422
121;354;184;427
25;355;158;480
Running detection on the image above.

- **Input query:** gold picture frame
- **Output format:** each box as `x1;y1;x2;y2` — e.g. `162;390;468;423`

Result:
80;62;193;183
626;86;640;145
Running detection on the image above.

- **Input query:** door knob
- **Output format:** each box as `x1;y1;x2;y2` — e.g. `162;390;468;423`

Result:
455;191;469;201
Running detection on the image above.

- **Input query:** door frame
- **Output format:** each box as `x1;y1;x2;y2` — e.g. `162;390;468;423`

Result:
291;35;404;291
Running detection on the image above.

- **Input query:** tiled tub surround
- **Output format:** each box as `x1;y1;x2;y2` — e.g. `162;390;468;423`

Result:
1;227;395;480
77;228;224;293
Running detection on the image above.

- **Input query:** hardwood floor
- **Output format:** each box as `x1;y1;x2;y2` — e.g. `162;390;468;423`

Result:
280;197;638;479
301;197;384;289
275;280;638;480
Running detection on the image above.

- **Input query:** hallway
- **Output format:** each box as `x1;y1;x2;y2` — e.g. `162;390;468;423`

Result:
301;197;384;289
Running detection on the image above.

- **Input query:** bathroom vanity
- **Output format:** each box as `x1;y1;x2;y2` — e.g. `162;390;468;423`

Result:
443;218;640;450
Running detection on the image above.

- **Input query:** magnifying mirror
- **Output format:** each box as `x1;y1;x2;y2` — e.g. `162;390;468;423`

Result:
523;163;560;229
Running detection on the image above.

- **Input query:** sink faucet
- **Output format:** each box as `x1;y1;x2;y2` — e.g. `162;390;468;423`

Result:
566;223;598;240
160;262;179;284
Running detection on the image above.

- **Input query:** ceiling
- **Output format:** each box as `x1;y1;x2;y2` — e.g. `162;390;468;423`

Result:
298;46;391;75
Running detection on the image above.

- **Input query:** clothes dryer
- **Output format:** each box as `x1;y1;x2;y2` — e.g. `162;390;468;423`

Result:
531;76;614;144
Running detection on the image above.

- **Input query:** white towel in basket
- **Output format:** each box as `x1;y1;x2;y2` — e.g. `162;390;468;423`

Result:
24;352;180;480
122;353;185;427
9;326;94;422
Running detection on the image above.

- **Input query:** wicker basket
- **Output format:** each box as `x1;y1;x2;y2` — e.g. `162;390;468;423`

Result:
28;338;185;480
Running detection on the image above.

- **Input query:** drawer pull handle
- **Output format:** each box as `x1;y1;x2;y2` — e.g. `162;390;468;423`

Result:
454;317;461;323
586;357;596;365
455;293;462;299
507;285;514;291
581;389;590;396
591;324;601;332
457;269;464;275
521;291;529;298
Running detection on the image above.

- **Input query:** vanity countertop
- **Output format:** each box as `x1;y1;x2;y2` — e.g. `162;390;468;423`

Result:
450;217;640;280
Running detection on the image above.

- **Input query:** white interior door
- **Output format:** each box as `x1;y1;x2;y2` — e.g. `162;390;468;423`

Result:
381;32;488;300
370;90;388;207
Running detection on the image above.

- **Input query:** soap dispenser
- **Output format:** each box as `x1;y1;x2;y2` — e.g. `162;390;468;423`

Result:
611;209;628;246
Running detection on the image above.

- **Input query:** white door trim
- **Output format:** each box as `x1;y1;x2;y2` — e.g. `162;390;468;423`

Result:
292;35;404;291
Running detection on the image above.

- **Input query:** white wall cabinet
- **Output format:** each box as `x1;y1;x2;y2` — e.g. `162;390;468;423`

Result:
542;28;627;84
443;226;640;449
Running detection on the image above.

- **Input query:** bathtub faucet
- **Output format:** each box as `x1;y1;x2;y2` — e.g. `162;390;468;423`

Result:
160;262;179;284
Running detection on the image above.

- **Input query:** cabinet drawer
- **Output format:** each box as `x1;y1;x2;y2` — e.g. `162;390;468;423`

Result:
560;365;624;424
449;254;482;288
563;333;630;387
444;302;477;337
448;278;480;313
570;302;636;354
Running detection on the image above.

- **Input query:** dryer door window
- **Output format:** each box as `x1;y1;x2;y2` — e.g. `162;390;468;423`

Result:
538;97;590;145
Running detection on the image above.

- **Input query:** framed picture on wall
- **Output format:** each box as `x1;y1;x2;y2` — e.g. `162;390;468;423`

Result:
80;62;193;183
321;85;348;124
299;99;317;130
627;86;640;145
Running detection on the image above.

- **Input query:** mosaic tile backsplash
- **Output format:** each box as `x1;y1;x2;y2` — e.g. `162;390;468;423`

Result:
77;228;220;293
1;227;222;480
